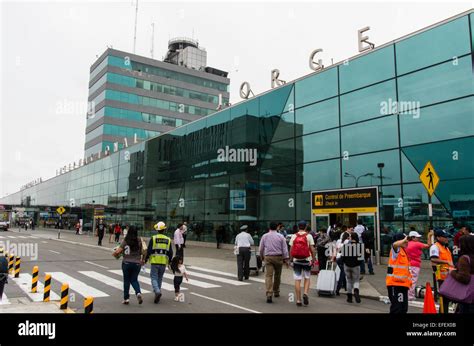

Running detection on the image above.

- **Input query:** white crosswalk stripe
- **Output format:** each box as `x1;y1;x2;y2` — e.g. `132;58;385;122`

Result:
6;236;16;239
108;270;185;292
185;270;250;286
140;268;220;288
17;236;29;239
79;271;150;294
48;272;109;298
189;266;265;283
29;236;39;239
0;236;4;239
12;273;61;302
0;294;10;305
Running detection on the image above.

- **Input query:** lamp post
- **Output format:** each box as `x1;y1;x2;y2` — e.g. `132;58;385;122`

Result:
377;163;385;211
344;172;374;187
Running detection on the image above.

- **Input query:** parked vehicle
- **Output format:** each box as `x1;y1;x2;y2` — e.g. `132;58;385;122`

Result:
0;221;9;231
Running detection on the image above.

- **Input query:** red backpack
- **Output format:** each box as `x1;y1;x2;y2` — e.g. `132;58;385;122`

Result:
291;233;310;259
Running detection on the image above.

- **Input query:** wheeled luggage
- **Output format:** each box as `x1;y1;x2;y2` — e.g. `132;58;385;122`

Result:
316;261;337;296
248;246;265;275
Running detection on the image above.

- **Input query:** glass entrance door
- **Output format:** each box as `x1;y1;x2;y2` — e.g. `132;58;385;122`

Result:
312;214;329;232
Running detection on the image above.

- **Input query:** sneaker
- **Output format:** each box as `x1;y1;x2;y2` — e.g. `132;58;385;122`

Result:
296;302;303;307
137;293;143;305
303;294;309;306
154;293;162;304
122;299;129;305
266;296;272;303
369;272;375;275
174;297;179;302
346;293;353;303
274;293;280;298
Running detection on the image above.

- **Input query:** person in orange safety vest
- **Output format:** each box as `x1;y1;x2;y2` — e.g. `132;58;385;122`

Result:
386;233;412;314
430;228;454;314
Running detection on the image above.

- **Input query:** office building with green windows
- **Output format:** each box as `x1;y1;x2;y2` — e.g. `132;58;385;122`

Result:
85;38;230;158
2;10;473;257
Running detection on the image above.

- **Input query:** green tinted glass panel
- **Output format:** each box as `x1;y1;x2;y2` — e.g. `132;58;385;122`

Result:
339;45;395;93
341;116;398;155
341;149;401;187
396;16;471;75
298;159;341;192
398;56;473;109
400;97;474;146
295;97;339;135
296;128;340;164
341;80;396;125
295;67;338;107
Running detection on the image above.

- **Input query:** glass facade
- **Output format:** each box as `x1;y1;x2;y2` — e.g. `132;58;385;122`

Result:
85;50;230;158
4;12;473;254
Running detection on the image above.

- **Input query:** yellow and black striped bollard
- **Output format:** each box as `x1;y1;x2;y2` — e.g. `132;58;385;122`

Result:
14;257;21;278
60;283;69;310
43;274;51;302
31;266;39;293
8;255;14;274
84;296;93;314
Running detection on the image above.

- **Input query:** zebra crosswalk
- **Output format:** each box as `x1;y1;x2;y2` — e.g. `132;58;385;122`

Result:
0;264;257;305
0;235;40;240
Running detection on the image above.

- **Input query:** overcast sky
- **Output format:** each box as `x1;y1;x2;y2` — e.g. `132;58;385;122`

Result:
0;0;471;197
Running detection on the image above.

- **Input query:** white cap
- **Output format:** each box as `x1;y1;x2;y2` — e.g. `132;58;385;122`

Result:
408;231;422;238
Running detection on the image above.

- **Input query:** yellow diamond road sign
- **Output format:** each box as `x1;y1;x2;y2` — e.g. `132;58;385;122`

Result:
56;206;66;215
419;161;439;196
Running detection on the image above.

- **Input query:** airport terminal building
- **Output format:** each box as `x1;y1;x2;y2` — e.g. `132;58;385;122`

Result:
1;10;473;257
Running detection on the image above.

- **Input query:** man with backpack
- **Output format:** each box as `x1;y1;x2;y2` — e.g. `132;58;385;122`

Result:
289;221;316;307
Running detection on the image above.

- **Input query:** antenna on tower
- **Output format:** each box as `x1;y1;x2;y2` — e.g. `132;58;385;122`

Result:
133;0;139;53
150;22;155;58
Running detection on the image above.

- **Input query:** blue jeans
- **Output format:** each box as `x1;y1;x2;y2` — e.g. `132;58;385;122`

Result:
150;264;166;294
122;262;141;300
361;250;374;274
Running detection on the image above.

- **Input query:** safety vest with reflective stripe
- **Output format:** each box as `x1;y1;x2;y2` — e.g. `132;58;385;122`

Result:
386;247;412;288
149;234;171;265
434;242;453;281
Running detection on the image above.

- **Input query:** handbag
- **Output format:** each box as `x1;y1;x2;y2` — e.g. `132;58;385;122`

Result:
140;237;148;259
233;246;239;255
439;255;474;304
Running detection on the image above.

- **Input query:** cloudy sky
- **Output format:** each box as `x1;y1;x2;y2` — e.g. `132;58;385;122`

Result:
0;0;471;197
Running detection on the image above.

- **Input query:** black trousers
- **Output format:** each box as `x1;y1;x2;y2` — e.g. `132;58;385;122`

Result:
174;276;183;293
317;246;328;271
387;286;409;314
237;247;251;280
175;245;184;259
98;231;104;246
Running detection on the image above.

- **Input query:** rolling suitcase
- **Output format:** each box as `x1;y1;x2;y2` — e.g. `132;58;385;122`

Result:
316;261;337;296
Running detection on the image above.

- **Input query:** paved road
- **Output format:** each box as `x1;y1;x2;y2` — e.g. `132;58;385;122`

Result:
0;229;408;313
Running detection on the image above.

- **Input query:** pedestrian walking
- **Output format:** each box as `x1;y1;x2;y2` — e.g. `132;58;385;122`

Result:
453;225;472;264
235;225;254;281
446;235;474;313
0;248;8;302
386;233;411;314
259;222;289;303
181;222;188;248
289;221;315;306
114;223;122;243
112;226;144;305
430;229;454;313
75;222;80;235
174;224;185;259
315;228;330;271
146;222;173;304
334;231;350;295
406;230;433;300
361;226;375;275
216;225;225;249
342;232;363;303
108;224;114;243
96;219;106;246
170;256;188;301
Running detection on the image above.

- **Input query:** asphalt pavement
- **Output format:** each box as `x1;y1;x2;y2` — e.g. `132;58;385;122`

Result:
0;227;422;313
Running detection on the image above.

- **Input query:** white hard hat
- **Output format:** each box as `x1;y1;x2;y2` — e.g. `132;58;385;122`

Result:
154;221;167;231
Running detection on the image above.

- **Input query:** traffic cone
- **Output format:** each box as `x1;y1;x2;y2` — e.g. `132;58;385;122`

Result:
423;282;437;314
